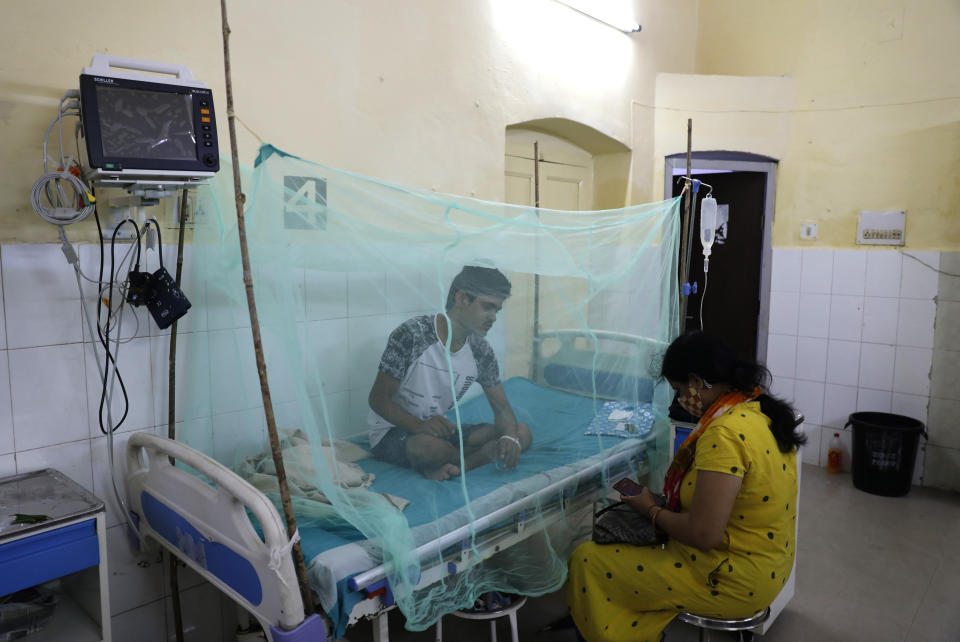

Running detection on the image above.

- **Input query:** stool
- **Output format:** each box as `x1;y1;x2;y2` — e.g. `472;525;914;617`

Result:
435;596;527;642
675;607;769;642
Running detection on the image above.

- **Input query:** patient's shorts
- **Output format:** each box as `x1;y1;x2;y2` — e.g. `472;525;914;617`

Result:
371;423;490;468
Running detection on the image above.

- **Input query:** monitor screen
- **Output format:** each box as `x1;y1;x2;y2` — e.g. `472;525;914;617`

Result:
95;85;197;161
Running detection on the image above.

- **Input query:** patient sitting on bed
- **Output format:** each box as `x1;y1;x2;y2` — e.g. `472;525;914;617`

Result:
367;266;532;480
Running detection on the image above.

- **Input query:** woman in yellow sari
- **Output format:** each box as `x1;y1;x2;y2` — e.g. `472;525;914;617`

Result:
566;331;805;642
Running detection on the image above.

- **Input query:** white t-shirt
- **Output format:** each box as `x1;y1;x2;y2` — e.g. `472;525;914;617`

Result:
368;314;500;447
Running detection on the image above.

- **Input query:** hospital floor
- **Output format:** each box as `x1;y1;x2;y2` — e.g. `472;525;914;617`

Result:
345;464;960;642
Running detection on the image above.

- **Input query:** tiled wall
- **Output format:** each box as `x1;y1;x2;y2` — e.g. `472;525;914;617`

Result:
765;248;952;490
927;252;960;491
0;243;233;642
2;242;955;639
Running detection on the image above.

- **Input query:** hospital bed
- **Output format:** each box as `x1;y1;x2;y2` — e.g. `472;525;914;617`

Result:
125;329;669;641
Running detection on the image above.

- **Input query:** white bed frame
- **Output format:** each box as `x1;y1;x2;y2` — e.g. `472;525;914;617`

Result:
125;329;667;641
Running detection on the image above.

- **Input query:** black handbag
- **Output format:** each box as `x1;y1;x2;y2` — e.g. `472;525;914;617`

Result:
592;498;667;547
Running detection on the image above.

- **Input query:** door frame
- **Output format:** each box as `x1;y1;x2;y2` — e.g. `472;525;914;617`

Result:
663;154;777;363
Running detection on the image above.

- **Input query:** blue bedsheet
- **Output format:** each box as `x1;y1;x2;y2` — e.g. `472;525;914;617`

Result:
299;377;635;559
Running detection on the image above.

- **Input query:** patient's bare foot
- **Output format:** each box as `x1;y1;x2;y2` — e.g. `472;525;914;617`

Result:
425;463;460;480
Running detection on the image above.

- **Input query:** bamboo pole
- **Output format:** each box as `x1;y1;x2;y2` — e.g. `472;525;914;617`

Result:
220;0;315;617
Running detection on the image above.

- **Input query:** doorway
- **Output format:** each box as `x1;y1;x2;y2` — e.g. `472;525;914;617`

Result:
664;153;777;363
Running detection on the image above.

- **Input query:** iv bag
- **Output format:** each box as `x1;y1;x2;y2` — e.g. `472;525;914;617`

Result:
700;196;718;255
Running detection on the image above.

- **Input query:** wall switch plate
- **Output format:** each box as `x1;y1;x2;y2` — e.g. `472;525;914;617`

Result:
857;210;905;245
800;222;818;240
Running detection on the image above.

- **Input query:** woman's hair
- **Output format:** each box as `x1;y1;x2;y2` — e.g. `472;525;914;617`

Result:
660;331;806;453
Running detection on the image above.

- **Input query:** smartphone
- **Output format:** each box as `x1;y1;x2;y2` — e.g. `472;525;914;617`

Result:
612;477;644;497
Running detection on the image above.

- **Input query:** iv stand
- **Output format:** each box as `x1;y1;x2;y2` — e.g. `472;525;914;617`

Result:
531;141;542;382
677;119;695;333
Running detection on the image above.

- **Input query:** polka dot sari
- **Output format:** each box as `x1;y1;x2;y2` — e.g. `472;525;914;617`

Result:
567;401;797;642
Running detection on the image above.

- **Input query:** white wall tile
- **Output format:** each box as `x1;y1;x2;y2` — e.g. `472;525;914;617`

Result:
347;272;388;317
765;334;797;379
15;440;94;492
891;393;929;425
857;388;892;413
771;249;802;293
0;454;14;477
864;250;902;297
859;343;895;391
800;424;821;465
861;297;899;344
150;332;211;427
826;339;861;386
899;251;940;300
894;347;933;396
823;384;858;429
794;380;825;424
798;293;831;338
828;295;863;342
896;299;936;348
386;271;428;313
212;408;268;466
207;329;261;415
800;249;833;294
303;318;350;394
1;244;83;348
305;270;348;320
106;523;166;615
831;250;867;296
768;376;795;402
768;291;800;336
0;352;12;455
10;344;89;450
795;337;828;382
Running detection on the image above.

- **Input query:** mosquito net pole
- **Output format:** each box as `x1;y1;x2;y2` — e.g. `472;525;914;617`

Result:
220;0;314;617
531;140;541;382
678;119;693;332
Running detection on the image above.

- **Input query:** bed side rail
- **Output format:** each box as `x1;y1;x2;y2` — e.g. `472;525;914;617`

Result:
126;432;305;631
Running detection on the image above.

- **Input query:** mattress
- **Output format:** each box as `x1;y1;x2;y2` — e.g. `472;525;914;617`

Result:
298;377;656;634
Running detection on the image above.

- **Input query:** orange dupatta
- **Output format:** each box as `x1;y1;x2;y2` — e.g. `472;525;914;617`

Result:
663;387;762;511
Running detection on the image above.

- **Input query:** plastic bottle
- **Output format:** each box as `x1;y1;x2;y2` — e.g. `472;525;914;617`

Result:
826;432;843;473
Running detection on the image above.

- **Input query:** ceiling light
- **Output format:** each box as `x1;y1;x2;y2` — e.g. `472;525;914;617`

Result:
552;0;641;34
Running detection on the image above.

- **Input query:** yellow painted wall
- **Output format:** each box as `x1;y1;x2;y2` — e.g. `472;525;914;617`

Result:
0;0;697;244
692;0;960;249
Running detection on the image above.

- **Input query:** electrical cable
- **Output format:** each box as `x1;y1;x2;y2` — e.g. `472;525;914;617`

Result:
902;252;960;278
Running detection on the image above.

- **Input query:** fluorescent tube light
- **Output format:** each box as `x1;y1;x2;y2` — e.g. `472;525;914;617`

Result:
553;0;641;34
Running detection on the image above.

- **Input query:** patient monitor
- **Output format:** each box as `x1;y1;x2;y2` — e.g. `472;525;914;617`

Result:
79;55;220;187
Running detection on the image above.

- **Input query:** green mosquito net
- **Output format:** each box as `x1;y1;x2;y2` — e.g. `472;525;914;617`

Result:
178;144;680;636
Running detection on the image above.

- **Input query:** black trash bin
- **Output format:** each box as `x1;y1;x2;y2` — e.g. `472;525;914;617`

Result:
846;412;926;497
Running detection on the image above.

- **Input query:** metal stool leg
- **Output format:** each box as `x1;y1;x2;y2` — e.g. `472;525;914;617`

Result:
489;619;497;642
508;610;519;642
435;616;442;642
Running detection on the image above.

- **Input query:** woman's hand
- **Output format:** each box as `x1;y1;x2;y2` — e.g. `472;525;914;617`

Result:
620;486;658;515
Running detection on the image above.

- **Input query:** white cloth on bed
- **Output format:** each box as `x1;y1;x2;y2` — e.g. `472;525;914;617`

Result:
235;430;410;512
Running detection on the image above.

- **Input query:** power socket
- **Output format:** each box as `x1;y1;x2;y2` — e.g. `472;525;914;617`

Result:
800;222;818;240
